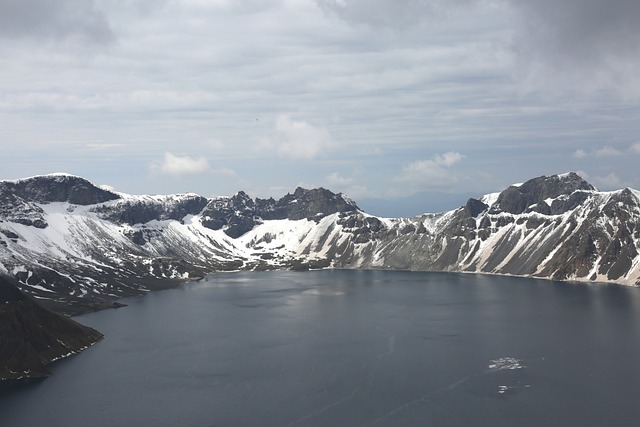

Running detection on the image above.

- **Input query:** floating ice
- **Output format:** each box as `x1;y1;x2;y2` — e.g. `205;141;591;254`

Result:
488;357;525;370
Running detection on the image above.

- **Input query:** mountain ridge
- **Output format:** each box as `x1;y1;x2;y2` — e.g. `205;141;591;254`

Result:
0;171;638;317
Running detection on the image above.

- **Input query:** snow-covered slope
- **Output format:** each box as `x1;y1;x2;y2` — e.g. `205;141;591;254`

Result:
1;172;638;314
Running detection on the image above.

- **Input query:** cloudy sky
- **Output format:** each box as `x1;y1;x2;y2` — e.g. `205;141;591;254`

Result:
1;0;639;210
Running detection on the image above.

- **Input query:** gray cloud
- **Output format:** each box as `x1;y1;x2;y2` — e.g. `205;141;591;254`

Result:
510;0;640;94
511;0;640;61
0;0;114;44
317;0;640;58
317;0;640;96
1;0;639;200
316;0;442;29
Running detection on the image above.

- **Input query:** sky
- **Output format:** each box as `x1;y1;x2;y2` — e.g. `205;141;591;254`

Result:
1;0;640;209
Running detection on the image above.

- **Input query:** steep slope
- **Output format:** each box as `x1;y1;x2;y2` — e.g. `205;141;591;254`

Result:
0;276;103;380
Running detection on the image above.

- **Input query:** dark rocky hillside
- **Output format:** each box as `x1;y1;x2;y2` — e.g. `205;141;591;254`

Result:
0;173;119;206
0;277;103;380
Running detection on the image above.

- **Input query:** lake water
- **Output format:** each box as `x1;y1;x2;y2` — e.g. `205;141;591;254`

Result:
2;270;640;426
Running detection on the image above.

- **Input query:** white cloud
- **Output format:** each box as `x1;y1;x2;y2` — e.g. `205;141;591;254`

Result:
630;142;640;154
594;146;623;157
433;151;464;167
325;172;354;187
395;151;465;189
575;170;589;180
259;114;333;160
152;152;213;176
572;149;587;159
324;172;368;198
572;146;623;158
591;172;622;190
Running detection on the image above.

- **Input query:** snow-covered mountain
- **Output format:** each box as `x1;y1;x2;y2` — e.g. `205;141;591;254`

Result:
1;172;639;314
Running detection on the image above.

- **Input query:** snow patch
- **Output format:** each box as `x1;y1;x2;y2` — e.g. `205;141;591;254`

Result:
480;192;500;207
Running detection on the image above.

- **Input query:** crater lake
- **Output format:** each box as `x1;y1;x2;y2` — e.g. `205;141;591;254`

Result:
2;270;640;426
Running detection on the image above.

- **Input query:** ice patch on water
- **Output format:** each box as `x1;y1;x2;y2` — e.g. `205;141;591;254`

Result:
488;357;525;370
497;385;510;394
489;357;529;395
497;383;530;395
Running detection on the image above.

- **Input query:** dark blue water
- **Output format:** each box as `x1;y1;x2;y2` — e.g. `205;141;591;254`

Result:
2;270;640;426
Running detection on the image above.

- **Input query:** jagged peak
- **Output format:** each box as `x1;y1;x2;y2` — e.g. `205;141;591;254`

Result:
463;198;489;218
286;187;359;209
231;190;253;203
291;186;334;197
293;186;307;197
551;172;595;190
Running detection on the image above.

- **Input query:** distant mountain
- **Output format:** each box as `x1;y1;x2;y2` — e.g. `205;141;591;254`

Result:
3;171;640;379
357;191;477;218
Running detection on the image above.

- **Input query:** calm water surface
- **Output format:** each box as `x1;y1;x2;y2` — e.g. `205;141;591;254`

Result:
2;270;640;426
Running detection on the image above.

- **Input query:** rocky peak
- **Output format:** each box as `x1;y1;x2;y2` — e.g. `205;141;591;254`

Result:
462;198;489;218
1;174;120;205
495;172;595;214
264;187;359;221
231;191;255;210
293;186;306;198
199;187;360;237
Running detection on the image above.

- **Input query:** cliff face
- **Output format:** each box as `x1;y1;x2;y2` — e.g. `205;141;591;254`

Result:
0;276;103;380
0;172;639;319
